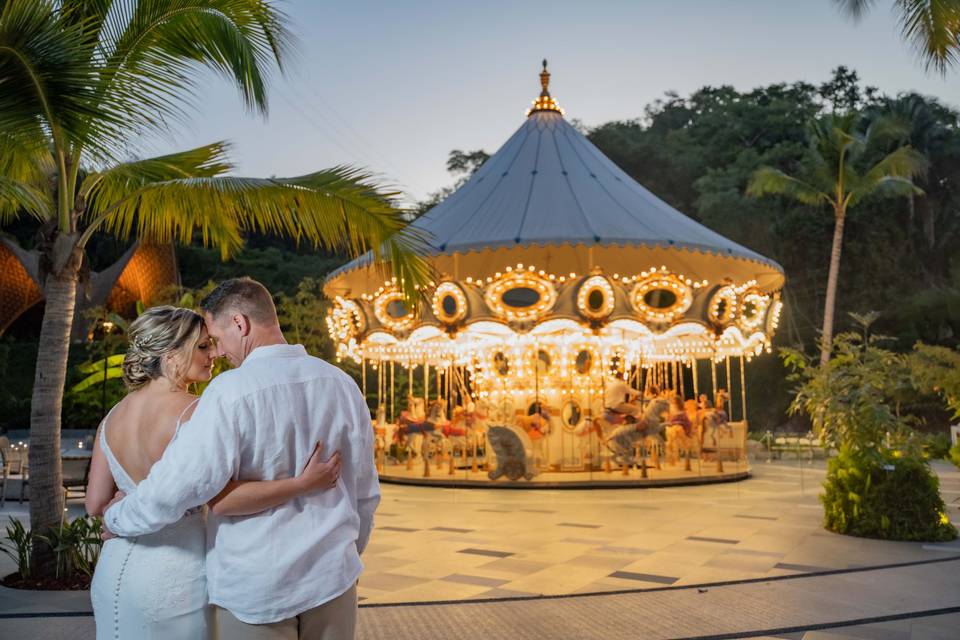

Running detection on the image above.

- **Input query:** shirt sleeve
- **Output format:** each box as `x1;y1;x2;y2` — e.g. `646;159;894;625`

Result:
104;387;240;537
343;378;380;555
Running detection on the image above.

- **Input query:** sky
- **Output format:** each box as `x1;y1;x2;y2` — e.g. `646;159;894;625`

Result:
143;0;960;206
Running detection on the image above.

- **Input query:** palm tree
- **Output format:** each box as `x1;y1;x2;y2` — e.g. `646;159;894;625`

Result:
747;113;926;366
0;0;427;575
832;0;960;74
865;93;954;251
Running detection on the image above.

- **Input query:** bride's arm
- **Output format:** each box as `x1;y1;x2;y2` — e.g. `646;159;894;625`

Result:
208;443;342;517
85;428;117;516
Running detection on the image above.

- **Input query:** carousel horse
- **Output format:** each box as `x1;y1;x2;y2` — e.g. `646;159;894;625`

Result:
396;399;447;462
486;424;537;481
438;404;488;469
515;410;550;440
700;390;732;447
604;398;670;467
665;399;700;467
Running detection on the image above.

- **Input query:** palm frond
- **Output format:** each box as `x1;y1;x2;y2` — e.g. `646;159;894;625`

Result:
0;176;47;222
0;0;127;162
0;132;54;221
832;0;877;19
89;0;292;147
84;163;431;292
747;166;831;207
897;0;960;74
845;146;927;207
863;145;928;185
81;142;233;204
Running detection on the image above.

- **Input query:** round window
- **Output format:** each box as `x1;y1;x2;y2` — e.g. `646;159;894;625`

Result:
587;289;605;311
643;289;678;309
386;300;409;319
501;287;541;308
715;298;728;319
707;286;738;326
577;275;615;321
631;275;693;324
441;294;458;316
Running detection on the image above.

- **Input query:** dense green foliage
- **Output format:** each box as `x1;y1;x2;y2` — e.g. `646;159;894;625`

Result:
1;515;103;580
822;447;956;541
586;70;960;430
782;313;918;455
784;314;956;540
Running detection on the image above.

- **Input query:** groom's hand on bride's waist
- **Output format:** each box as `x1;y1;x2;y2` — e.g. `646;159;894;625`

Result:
100;490;126;540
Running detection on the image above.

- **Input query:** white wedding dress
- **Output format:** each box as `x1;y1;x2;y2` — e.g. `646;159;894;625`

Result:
90;407;212;639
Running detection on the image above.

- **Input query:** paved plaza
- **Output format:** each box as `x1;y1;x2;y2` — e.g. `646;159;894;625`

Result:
1;459;958;638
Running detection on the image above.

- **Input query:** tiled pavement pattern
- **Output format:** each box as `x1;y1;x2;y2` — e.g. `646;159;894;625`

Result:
354;560;960;639
354;460;960;605
1;459;958;639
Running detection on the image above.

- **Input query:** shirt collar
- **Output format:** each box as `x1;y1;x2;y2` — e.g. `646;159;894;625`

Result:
242;343;307;364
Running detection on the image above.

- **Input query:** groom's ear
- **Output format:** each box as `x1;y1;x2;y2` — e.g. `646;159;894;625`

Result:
232;313;252;337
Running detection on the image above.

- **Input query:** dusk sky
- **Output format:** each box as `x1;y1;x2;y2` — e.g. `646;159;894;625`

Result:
145;1;960;206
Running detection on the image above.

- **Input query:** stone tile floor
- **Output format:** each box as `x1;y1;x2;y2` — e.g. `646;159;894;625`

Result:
1;459;958;638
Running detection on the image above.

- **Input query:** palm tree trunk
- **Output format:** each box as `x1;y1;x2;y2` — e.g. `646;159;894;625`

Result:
819;212;846;367
29;251;81;576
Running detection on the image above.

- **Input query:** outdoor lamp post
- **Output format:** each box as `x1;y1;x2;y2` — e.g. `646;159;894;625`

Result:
100;320;115;419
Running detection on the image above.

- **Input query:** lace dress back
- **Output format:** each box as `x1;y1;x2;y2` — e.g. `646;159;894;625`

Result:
91;399;212;639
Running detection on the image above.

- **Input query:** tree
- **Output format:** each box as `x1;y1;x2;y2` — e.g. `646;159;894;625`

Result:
412;149;489;217
0;0;427;576
833;0;960;74
747;113;926;365
864;93;960;255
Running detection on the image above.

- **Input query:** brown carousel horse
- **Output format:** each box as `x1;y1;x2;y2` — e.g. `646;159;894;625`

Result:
700;389;732;448
665;398;700;468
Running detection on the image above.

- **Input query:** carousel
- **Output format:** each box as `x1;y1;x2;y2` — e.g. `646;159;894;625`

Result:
324;62;785;487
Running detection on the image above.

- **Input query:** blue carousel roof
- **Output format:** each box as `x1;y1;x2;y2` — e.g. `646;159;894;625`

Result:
327;62;783;290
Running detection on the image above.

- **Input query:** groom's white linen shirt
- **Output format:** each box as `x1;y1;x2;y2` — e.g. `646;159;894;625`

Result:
104;344;380;624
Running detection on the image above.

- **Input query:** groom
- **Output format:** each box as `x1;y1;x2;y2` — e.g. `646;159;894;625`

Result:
104;277;380;639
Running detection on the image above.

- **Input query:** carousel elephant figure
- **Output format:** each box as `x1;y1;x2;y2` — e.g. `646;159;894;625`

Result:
486;425;536;481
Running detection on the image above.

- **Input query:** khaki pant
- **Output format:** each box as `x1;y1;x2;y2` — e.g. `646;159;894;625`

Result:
216;584;357;640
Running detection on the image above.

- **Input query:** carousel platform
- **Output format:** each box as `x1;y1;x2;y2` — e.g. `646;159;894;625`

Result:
376;460;751;489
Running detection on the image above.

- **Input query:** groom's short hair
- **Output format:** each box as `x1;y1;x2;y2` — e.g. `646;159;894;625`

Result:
200;277;278;325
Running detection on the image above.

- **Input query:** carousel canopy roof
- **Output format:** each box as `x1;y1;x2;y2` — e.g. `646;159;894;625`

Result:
325;62;784;297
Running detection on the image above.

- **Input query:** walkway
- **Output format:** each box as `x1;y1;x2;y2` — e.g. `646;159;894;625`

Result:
1;459;958;638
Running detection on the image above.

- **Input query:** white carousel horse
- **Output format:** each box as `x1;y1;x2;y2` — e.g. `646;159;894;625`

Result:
603;398;670;467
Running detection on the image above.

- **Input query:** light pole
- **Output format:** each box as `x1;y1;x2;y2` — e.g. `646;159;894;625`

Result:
100;320;114;419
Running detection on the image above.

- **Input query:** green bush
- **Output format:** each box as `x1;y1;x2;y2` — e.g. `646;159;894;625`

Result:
822;448;956;542
0;516;103;580
950;441;960;470
921;432;953;460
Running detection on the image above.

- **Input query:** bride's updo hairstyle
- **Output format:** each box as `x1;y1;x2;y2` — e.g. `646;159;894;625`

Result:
122;306;204;391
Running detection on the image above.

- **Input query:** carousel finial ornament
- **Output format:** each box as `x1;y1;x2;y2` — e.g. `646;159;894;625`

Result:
527;58;564;116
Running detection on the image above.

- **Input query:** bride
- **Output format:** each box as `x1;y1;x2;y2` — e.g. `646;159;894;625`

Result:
85;306;341;639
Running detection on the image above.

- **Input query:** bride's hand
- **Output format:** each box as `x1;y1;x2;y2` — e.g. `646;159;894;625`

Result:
100;490;127;540
298;443;341;492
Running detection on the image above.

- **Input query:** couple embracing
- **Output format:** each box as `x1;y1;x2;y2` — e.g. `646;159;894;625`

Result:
86;277;379;639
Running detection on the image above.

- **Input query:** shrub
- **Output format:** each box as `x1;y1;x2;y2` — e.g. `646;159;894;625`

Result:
822;448;956;541
950;441;960;470
0;519;33;579
921;432;953;460
0;516;103;581
785;313;957;542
